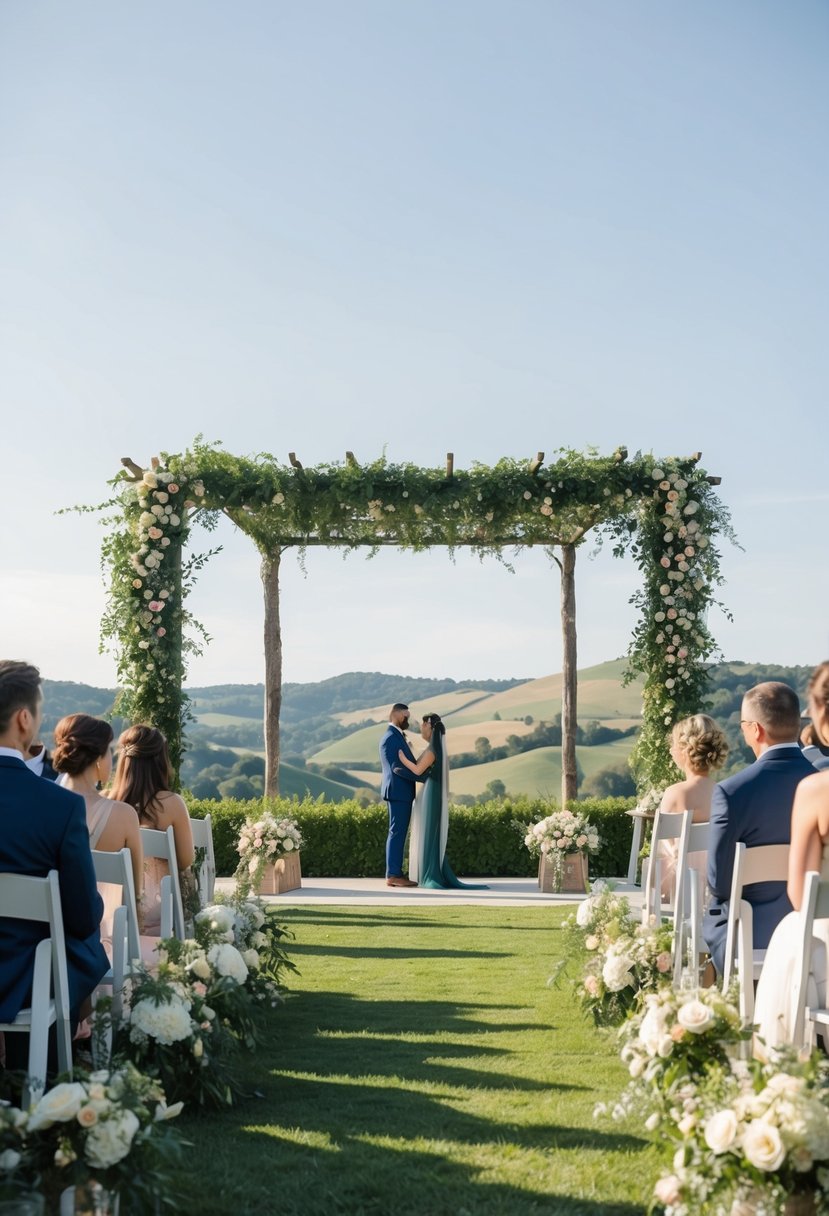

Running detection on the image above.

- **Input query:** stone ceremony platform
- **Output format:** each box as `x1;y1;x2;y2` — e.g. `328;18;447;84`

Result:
215;874;643;909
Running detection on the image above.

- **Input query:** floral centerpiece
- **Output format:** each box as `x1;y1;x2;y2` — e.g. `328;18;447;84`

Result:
234;812;304;897
523;808;601;893
24;1063;184;1214
652;1050;829;1215
560;882;674;1025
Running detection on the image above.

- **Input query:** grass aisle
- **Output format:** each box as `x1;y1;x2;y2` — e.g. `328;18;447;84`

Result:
179;906;658;1215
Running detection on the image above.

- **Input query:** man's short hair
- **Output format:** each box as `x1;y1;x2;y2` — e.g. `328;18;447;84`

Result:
0;661;41;734
743;682;801;742
391;703;409;713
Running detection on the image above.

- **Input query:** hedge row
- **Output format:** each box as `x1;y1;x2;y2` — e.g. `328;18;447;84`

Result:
188;794;637;880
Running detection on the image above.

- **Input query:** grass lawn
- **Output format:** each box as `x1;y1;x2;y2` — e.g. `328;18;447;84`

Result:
177;906;657;1215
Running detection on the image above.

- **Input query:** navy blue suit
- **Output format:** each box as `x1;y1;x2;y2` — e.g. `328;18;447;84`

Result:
0;754;108;1022
704;745;816;974
379;726;420;878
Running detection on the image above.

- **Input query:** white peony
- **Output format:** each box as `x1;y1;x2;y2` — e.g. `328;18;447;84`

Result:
130;996;193;1044
576;897;596;927
196;905;235;934
242;949;261;970
676;999;714;1034
207;943;249;985
742;1120;786;1172
243;901;266;929
704;1108;738;1154
28;1082;87;1129
84;1109;140;1169
638;1003;669;1056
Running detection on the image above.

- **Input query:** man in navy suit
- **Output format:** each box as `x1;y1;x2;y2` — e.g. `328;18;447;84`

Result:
379;703;422;887
704;681;815;976
0;661;108;1057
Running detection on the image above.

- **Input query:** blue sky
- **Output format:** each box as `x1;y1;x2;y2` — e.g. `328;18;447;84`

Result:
1;1;827;688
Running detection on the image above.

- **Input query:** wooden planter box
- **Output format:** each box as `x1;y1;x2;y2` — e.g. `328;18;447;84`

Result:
258;851;302;895
538;850;588;894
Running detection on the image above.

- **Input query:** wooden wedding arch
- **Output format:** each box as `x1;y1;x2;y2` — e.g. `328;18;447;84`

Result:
94;442;730;803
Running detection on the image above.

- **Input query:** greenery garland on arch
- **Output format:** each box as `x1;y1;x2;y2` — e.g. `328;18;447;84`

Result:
94;441;735;794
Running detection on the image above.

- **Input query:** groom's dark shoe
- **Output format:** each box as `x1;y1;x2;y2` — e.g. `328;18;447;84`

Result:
386;876;417;887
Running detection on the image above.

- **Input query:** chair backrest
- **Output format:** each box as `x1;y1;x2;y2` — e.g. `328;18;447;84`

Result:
0;870;71;1033
139;825;186;940
189;814;216;905
92;848;142;961
643;809;691;923
686;821;710;855
722;842;790;988
790;870;829;1046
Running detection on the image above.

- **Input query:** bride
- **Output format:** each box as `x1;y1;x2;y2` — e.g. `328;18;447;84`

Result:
754;661;829;1052
398;713;486;890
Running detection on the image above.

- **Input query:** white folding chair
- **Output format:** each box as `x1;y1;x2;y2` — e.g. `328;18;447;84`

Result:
140;826;185;940
671;820;710;985
189;814;216;907
91;849;142;1025
721;841;790;1024
0;870;72;1106
641;809;691;925
790;870;829;1050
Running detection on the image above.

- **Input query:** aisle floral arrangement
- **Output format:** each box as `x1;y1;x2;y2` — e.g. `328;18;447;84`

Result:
652;1051;829;1215
609;986;749;1132
561;882;674;1026
524;808;601;861
115;894;295;1107
234;812;304;896
0;1063;183;1214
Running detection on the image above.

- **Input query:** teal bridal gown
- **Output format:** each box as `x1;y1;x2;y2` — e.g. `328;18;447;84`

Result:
409;733;487;890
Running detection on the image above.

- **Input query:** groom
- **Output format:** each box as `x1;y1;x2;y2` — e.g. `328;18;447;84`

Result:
380;703;421;887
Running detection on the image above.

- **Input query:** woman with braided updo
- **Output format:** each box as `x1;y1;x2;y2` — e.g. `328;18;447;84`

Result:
656;713;729;900
397;714;487;889
109;725;195;935
755;662;829;1051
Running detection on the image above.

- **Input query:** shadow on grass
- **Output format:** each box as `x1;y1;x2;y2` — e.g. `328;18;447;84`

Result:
290;942;512;959
286;989;541;1036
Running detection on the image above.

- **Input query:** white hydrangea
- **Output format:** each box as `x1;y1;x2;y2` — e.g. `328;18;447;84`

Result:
130;996;193;1044
602;952;634;993
196;904;235;934
84;1109;141;1168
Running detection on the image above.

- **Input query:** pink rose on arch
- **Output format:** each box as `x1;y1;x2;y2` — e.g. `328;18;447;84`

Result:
656;952;672;973
148;527;163;540
660;556;671;568
157;627;166;637
168;483;179;493
148;600;164;612
192;982;207;998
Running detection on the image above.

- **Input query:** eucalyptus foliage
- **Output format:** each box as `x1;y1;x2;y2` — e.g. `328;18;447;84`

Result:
94;442;734;789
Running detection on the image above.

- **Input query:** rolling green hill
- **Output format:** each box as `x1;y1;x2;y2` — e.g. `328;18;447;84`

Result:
447;739;636;798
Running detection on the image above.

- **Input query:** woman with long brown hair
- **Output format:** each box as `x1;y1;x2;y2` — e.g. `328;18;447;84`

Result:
110;725;195;935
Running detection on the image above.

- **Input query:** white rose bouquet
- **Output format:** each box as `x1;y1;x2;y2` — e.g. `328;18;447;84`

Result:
235;812;304;896
24;1063;183;1213
523;808;601;860
652;1050;829;1215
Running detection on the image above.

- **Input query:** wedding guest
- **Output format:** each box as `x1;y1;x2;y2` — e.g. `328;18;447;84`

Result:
25;739;57;781
0;661;108;1068
704;681;815;976
52;714;144;935
801;722;829;771
656;714;729;900
109;725;195;934
754;662;829;1050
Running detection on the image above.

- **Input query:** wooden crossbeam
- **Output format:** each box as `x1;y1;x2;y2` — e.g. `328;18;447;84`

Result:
288;452;303;471
529;451;545;476
346;451;358;467
446;452;454;479
121;457;144;480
